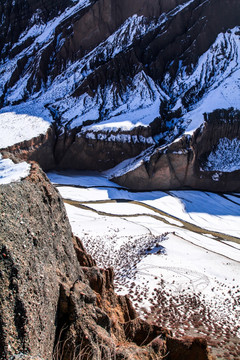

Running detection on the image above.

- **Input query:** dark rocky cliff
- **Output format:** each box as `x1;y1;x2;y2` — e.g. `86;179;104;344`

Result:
0;161;212;359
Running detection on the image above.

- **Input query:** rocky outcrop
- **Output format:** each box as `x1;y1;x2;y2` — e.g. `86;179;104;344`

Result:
0;0;73;59
0;161;212;359
1;127;56;171
1;126;154;171
54;127;154;171
113;109;240;191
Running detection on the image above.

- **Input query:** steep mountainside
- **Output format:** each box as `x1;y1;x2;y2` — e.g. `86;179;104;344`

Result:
0;0;240;189
0;160;212;360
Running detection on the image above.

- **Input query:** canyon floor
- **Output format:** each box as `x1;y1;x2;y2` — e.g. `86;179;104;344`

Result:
48;170;240;360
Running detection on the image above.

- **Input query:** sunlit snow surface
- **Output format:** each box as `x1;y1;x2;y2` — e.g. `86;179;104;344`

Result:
48;171;240;356
0;154;31;184
0;103;51;148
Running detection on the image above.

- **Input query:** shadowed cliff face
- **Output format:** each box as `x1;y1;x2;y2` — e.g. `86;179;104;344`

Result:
0;161;213;360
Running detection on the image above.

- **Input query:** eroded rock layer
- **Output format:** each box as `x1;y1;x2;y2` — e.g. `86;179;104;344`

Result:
113;109;240;191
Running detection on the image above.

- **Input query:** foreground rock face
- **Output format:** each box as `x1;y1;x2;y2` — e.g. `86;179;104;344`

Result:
113;109;240;191
0;161;212;359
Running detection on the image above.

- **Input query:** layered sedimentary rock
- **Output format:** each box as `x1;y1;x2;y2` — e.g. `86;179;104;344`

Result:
112;109;240;191
2;125;154;171
0;161;212;359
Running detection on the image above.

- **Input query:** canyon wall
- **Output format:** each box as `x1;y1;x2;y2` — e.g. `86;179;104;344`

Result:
113;109;240;191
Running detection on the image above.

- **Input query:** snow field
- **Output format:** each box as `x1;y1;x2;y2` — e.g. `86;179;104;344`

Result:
0;105;51;148
48;171;240;359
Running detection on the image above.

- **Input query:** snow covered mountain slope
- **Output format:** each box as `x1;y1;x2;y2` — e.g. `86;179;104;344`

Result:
0;0;240;190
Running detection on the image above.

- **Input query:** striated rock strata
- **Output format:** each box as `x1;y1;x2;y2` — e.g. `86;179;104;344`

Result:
1;126;154;171
0;161;212;359
113;109;240;191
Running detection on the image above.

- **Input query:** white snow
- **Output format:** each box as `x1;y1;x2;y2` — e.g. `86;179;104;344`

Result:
12;0;91;49
203;137;240;172
47;170;123;188
65;203;146;241
0;104;51;148
64;70;164;131
49;171;240;348
52;173;240;238
81;130;155;144
103;147;155;179
0;154;31;184
183;68;240;134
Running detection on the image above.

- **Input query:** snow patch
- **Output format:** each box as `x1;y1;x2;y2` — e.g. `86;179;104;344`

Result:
204;138;240;172
0;154;31;184
0;105;51;148
82;131;155;144
104;147;155;179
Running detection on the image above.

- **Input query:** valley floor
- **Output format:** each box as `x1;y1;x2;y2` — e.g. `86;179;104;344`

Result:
48;170;240;360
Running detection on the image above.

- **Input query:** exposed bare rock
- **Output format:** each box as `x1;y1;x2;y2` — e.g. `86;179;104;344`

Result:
72;236;97;268
0;127;56;170
1;125;154;171
0;162;80;359
113;109;240;191
54;127;154;171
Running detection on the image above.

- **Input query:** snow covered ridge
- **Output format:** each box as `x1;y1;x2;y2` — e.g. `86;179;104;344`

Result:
166;27;240;134
0;0;240;164
0;154;31;185
2;22;239;141
166;28;240;101
1;0;240;137
0;13;160;107
4;0;92;56
56;70;166;130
